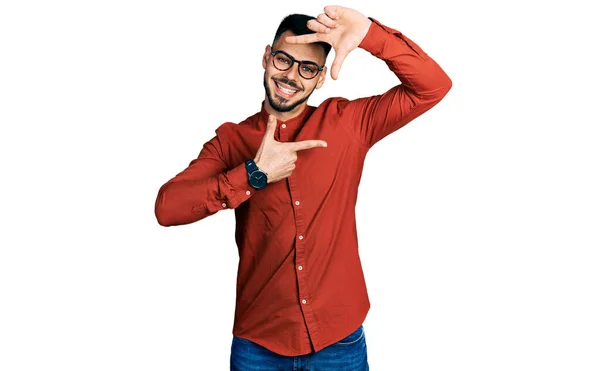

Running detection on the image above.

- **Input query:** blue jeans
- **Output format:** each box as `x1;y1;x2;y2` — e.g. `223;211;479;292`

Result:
230;325;368;371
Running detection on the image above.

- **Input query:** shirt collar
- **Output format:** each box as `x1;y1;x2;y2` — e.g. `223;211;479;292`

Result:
257;101;315;130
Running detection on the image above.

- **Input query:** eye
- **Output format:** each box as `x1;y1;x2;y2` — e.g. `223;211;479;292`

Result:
277;57;290;64
301;65;316;74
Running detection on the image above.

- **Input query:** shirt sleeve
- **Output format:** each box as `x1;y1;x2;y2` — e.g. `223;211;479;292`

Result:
337;18;452;149
154;124;252;226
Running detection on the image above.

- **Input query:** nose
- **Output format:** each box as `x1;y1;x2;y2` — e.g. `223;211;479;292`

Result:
283;62;300;81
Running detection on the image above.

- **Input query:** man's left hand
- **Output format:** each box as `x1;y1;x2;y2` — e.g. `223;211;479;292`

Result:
285;5;372;80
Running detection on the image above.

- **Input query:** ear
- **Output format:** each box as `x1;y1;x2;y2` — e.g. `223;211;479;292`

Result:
262;45;271;70
315;66;327;89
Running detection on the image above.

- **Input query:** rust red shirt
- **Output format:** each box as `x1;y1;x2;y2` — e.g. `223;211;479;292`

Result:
155;18;451;356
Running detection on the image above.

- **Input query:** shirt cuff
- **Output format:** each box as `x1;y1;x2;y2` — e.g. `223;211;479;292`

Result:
358;18;391;56
223;162;254;209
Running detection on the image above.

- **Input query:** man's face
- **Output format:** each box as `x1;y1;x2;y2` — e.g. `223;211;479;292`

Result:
262;30;327;113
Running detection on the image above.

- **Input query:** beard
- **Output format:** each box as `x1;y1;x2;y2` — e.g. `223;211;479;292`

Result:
263;74;316;113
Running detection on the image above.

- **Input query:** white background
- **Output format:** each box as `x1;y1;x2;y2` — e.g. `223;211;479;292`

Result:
1;0;599;370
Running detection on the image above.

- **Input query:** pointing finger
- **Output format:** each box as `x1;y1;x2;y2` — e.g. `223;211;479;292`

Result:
291;139;328;151
285;33;327;45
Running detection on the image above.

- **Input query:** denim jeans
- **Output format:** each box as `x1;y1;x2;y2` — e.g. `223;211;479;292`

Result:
230;325;368;371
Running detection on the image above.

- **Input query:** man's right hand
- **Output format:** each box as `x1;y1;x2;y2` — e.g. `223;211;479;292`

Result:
254;115;328;184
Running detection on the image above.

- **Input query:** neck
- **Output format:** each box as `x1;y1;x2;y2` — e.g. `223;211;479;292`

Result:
263;97;307;122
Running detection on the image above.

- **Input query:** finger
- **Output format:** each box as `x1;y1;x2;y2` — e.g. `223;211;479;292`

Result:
307;19;332;34
316;13;338;29
324;5;342;20
330;50;349;80
291;139;328;151
264;115;277;140
285;33;326;45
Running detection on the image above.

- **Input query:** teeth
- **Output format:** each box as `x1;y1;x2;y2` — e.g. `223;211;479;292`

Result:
276;82;298;95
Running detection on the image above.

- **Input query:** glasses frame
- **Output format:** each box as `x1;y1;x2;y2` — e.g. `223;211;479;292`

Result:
269;49;324;80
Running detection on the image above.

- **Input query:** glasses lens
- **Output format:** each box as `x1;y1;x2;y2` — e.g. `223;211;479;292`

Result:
299;63;319;79
273;53;292;71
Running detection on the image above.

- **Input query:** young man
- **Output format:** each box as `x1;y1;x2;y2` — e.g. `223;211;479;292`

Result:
155;5;451;370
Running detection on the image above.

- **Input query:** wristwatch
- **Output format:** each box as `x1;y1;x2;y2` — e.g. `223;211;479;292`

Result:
245;159;269;190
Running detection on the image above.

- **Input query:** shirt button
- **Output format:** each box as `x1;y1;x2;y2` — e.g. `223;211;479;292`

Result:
298;265;303;270
222;203;227;208
298;235;304;240
281;124;287;129
302;299;307;304
295;201;300;206
246;190;251;195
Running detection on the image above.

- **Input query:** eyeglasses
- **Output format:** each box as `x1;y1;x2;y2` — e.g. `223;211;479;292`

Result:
270;50;324;80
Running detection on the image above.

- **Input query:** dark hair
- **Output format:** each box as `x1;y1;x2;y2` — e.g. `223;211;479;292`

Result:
272;14;332;62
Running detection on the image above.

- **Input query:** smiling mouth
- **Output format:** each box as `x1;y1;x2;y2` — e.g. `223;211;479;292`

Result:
274;81;300;98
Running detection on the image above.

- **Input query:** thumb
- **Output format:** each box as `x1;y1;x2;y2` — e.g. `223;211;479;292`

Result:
264;114;277;140
331;50;348;80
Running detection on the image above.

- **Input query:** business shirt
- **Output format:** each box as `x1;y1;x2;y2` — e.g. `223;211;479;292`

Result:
155;18;452;356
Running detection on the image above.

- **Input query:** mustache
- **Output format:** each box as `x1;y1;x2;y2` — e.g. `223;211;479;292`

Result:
273;77;302;91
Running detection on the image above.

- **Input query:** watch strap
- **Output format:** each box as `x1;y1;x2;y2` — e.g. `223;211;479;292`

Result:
245;159;267;175
245;159;258;173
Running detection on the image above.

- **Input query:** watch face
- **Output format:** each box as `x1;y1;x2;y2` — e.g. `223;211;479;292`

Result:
249;171;267;189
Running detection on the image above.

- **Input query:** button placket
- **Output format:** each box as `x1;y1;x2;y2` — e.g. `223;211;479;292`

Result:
281;120;322;347
287;163;312;314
